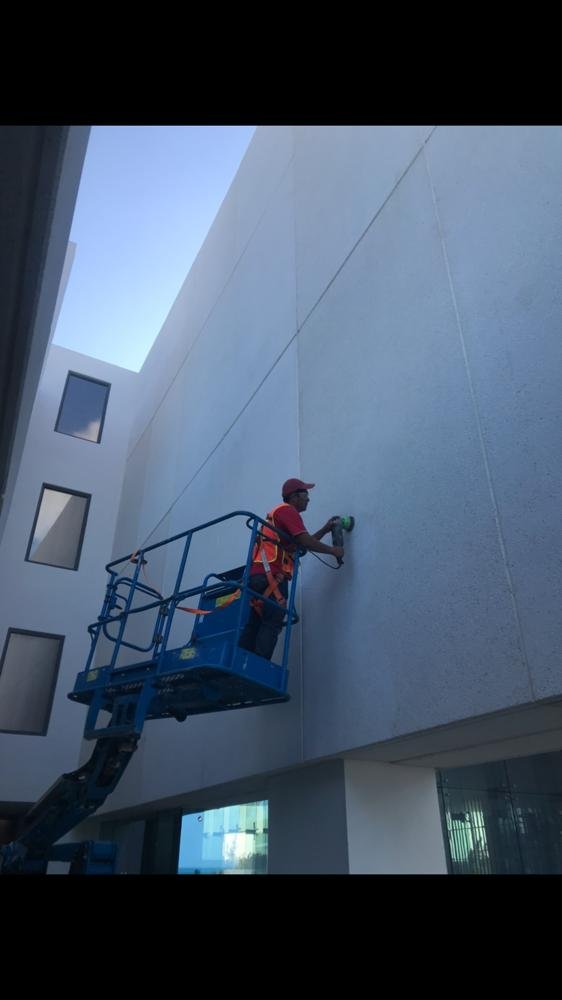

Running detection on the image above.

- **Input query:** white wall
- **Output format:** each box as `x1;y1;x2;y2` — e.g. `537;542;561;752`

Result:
344;760;447;874
104;129;305;813
0;345;137;802
300;125;562;757
99;125;562;816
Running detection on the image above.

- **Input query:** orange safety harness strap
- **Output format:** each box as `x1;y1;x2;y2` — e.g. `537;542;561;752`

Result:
250;546;288;617
252;504;295;579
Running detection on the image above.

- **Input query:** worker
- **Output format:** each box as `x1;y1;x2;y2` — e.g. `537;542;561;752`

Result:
239;478;344;660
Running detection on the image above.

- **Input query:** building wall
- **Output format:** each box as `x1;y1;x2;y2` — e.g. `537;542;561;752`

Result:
4;126;562;868
298;125;562;756
104;128;304;812
344;760;447;874
99;125;562;818
0;127;90;546
0;345;136;802
267;761;350;874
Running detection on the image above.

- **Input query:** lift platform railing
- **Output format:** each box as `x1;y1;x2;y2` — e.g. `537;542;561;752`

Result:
0;512;303;874
84;510;302;677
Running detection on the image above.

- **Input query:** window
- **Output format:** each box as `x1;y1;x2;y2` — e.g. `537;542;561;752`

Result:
438;751;562;874
178;800;268;874
55;372;110;443
26;484;90;570
0;629;64;735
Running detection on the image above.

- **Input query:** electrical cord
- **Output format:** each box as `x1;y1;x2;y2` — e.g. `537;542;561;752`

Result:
309;551;341;569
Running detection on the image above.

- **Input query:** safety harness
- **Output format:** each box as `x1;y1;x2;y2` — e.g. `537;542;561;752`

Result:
250;504;295;617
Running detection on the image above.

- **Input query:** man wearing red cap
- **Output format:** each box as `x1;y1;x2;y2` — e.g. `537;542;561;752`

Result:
239;479;344;660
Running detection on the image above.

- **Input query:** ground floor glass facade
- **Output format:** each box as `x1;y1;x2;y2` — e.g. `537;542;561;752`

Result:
437;749;562;874
178;800;268;874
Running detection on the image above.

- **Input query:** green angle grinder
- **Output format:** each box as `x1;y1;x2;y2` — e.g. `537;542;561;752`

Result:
331;515;355;566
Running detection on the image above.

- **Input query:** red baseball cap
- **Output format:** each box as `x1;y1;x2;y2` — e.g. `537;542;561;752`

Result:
282;478;315;499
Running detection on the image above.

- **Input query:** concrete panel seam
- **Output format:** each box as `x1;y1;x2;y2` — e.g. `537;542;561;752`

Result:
422;145;536;700
138;329;300;547
296;127;439;337
127;151;297;464
290;160;306;764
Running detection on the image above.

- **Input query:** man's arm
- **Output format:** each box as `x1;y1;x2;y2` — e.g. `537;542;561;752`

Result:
312;517;340;541
294;531;344;560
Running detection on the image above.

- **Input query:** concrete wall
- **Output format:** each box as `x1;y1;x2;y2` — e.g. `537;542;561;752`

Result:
99;125;562;817
267;761;349;874
300;125;562;758
344;760;447;874
0;345;136;802
105;128;303;813
267;758;447;874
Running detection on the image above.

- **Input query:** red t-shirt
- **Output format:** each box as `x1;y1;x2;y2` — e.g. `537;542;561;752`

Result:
251;503;307;576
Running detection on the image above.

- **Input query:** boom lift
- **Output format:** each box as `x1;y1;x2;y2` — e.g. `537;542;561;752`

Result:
0;511;303;874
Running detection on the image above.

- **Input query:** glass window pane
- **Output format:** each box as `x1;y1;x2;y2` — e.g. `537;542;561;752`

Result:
506;752;562;795
512;793;562;874
439;761;508;792
27;486;90;570
55;373;110;443
0;630;63;734
178;800;268;874
438;749;562;874
440;786;523;874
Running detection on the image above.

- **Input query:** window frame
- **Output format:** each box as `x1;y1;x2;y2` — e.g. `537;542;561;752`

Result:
0;628;65;736
54;370;111;445
25;483;92;571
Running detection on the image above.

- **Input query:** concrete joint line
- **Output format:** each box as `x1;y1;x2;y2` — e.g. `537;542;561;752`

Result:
423;145;535;700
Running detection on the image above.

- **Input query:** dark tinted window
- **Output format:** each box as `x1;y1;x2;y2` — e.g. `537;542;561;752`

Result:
55;372;110;443
26;485;90;570
0;629;64;735
438;750;562;874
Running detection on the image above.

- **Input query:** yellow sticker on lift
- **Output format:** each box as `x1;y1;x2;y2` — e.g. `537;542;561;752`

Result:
180;647;197;660
215;590;241;608
86;670;99;683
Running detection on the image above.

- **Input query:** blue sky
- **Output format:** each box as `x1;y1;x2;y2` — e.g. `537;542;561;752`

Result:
53;125;256;371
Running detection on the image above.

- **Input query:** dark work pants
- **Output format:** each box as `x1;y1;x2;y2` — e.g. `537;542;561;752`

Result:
238;574;289;660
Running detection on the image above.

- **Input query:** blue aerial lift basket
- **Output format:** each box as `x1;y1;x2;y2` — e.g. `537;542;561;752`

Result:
70;510;301;736
0;511;302;874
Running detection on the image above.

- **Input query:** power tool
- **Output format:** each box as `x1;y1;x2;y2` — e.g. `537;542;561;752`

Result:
331;515;355;566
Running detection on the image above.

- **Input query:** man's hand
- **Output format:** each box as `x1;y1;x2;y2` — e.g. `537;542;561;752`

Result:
315;516;341;540
295;532;344;559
